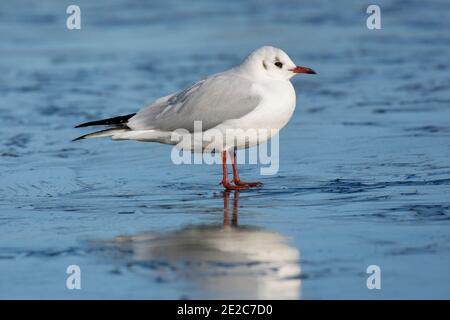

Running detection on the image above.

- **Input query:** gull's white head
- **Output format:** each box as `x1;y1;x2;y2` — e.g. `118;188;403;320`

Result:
239;46;316;80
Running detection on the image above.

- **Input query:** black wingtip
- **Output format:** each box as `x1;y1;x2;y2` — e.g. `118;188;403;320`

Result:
72;133;89;141
74;113;136;128
74;122;92;128
72;136;84;141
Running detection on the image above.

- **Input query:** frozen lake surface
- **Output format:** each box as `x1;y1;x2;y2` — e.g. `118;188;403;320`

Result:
1;0;450;299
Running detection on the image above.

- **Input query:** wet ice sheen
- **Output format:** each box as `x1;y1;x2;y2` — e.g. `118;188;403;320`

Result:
1;0;450;299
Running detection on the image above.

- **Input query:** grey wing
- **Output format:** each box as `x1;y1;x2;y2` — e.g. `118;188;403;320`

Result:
127;74;261;132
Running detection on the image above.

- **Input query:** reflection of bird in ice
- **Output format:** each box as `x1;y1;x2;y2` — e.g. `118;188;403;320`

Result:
108;191;301;299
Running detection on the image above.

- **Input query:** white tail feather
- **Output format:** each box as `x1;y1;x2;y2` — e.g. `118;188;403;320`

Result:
73;128;129;141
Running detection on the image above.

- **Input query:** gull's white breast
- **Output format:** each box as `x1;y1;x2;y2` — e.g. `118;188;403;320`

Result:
203;78;297;151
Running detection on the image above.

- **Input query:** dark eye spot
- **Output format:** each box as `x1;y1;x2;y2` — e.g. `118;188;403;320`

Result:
262;61;268;70
275;61;283;68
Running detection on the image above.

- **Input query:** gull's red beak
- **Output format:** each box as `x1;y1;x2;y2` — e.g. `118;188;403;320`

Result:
289;66;316;74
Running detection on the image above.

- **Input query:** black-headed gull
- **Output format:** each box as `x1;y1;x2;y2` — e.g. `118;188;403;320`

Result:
74;46;316;190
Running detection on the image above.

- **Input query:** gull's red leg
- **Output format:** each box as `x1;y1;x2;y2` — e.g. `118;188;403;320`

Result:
221;150;249;190
230;149;263;187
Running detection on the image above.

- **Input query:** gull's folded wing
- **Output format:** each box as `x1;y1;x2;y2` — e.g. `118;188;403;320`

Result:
127;73;262;132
